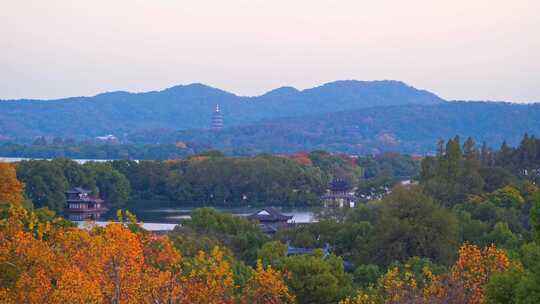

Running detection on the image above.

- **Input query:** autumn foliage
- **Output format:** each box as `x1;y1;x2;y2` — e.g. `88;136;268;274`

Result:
450;243;510;304
286;153;313;166
0;162;24;205
241;260;295;304
0;160;524;304
341;243;510;304
340;265;450;304
0;205;294;304
0;172;294;303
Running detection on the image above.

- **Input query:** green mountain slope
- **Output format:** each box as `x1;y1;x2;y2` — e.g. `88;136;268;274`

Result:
0;80;442;140
128;101;540;155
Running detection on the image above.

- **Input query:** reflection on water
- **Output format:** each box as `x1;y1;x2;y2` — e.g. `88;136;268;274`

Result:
99;201;319;224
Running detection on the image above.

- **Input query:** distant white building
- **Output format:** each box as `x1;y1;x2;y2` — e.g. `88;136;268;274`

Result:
399;179;419;186
96;134;119;143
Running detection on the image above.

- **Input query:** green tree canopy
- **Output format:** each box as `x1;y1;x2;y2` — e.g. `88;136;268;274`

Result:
372;186;459;266
280;252;354;304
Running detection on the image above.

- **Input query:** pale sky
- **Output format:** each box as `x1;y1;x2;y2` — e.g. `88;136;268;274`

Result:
2;0;540;101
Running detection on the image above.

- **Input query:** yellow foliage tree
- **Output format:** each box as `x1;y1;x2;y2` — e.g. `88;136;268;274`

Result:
340;265;447;304
451;243;510;304
140;235;185;303
84;223;146;303
341;243;511;304
241;260;295;304
51;266;103;304
0;230;65;303
0;205;294;304
181;246;235;304
0;162;24;205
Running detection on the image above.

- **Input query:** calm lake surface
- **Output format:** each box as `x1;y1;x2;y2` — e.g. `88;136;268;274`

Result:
98;201;319;225
73;204;318;231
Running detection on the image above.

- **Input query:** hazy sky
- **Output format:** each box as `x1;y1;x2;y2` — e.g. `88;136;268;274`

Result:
2;0;540;101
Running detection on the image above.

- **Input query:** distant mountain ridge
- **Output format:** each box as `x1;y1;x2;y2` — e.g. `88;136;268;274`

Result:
126;101;540;155
0;80;443;141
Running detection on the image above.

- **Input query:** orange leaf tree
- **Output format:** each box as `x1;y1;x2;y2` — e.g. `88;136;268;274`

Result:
181;246;235;304
450;243;510;304
0;216;68;304
0;204;295;304
241;260;295;304
140;234;185;303
0;162;24;205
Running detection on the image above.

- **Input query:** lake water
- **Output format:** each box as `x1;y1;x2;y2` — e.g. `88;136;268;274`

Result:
136;206;317;223
75;221;178;231
82;204;319;231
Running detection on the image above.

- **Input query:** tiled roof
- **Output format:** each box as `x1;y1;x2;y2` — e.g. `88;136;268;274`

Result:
65;187;92;194
247;207;293;222
329;178;351;192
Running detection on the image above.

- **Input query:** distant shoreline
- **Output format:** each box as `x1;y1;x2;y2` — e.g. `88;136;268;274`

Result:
0;157;124;164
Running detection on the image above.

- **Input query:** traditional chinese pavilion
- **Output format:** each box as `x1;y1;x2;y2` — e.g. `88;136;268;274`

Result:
321;178;358;208
247;207;293;235
64;187;108;221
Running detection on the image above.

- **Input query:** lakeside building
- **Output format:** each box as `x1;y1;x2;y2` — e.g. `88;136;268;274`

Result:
64;187;108;221
247;207;293;235
321;178;358;208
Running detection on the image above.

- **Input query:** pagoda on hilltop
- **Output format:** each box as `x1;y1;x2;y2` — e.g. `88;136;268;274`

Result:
211;104;224;131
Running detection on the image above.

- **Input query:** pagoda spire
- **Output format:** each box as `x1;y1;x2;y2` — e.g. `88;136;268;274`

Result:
211;103;224;131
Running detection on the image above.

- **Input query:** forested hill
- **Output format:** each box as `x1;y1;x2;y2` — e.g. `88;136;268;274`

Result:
0;80;442;140
128;101;540;155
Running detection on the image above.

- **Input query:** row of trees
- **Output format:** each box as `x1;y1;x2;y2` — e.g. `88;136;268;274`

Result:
110;154;327;207
0;142;208;160
12;151;419;212
418;135;536;249
16;159;131;212
421;134;540;205
487;133;540;172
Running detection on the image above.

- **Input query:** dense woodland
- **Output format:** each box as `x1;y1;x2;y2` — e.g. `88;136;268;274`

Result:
13;151;419;212
0;140;210;160
8;102;538;157
1;135;540;303
129;102;540;155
